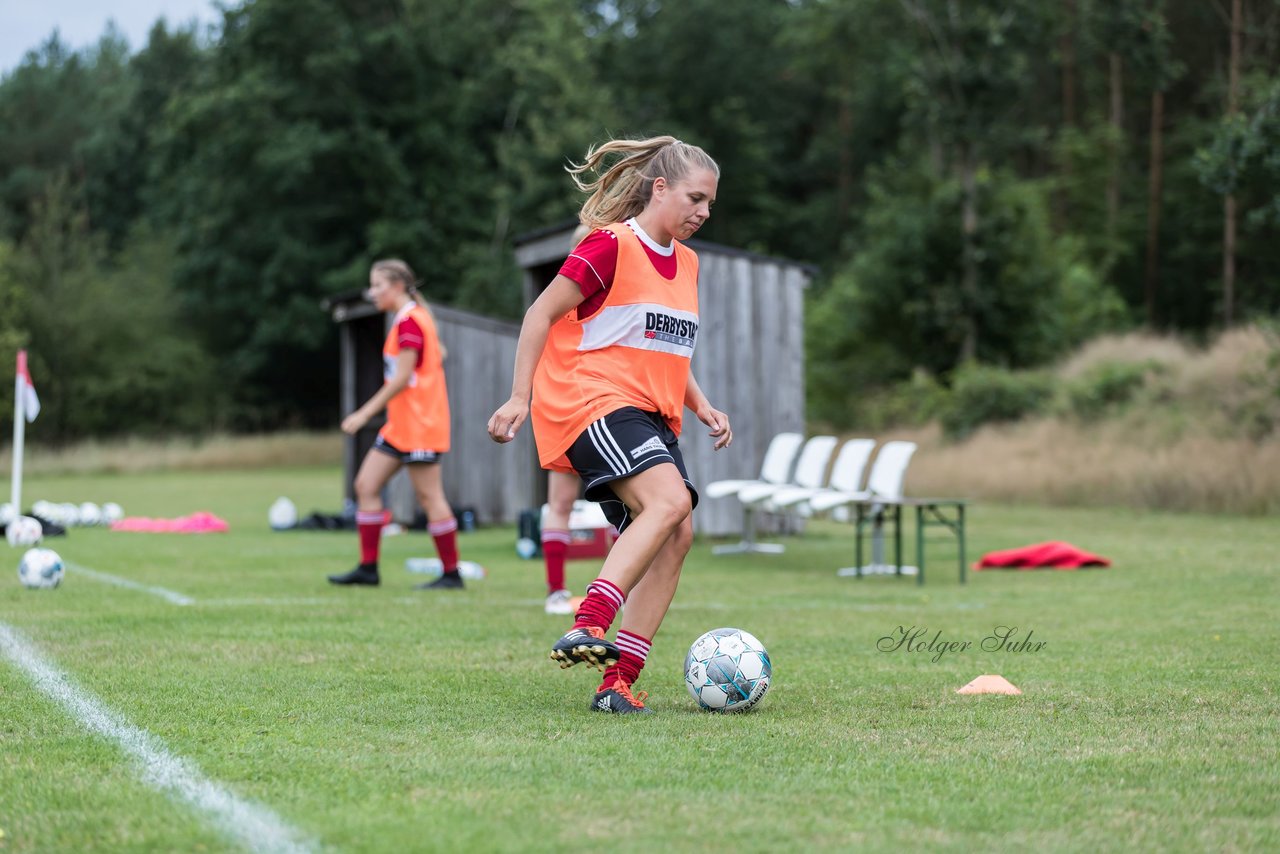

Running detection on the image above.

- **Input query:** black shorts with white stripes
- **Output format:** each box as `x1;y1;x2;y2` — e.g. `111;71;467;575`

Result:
372;435;443;464
565;406;699;534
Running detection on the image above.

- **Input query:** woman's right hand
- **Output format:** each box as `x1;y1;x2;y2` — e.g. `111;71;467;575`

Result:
341;410;370;436
487;397;529;443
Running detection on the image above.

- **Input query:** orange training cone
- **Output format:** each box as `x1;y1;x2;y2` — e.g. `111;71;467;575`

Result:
956;674;1022;695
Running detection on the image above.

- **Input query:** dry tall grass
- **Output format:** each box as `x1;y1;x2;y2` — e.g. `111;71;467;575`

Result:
877;325;1280;515
897;420;1280;515
0;431;341;476
1055;329;1195;379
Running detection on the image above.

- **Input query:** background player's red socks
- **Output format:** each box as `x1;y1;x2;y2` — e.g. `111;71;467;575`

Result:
429;516;460;571
356;509;391;565
542;529;570;593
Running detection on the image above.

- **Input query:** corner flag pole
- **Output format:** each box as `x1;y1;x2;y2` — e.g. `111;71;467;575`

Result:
12;351;26;513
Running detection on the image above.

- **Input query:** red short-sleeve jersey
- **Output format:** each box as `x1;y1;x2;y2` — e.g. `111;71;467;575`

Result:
558;221;680;319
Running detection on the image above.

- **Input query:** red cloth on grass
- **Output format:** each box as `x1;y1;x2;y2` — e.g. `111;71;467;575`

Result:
974;540;1110;570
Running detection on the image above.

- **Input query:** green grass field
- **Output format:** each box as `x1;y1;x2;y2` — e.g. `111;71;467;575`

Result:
2;466;1278;852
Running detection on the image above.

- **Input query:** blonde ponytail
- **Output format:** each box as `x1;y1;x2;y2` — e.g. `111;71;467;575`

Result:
567;135;719;230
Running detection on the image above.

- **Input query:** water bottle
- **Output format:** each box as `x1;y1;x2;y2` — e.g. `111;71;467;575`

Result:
405;557;441;576
457;561;486;580
405;558;486;580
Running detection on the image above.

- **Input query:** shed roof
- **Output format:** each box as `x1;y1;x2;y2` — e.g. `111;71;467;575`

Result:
322;293;521;335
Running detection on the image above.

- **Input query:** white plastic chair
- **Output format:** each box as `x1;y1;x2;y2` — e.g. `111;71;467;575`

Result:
767;438;876;512
705;431;803;554
808;440;917;512
805;440;918;577
704;431;803;500
710;434;837;555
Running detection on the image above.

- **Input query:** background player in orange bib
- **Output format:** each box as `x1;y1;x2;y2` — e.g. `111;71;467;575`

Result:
541;226;592;617
329;259;466;591
540;470;580;614
489;136;731;714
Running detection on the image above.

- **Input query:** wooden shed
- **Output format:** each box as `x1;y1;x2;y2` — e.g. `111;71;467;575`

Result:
327;226;810;536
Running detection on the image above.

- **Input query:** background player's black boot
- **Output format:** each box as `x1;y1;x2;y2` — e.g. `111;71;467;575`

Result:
328;563;380;586
414;570;464;590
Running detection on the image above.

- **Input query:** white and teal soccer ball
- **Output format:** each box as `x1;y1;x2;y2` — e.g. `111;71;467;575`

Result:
685;627;772;713
59;503;80;527
6;515;43;548
79;502;102;527
101;502;124;524
18;547;64;589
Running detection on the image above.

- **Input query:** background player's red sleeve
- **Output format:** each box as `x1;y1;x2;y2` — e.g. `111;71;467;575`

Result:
397;316;425;368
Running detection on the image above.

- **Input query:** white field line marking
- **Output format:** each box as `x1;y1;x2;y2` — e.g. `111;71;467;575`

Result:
65;561;195;606
0;622;317;854
197;597;333;607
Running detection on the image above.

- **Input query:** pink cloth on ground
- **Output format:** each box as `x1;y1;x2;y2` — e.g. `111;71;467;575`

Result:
110;512;229;533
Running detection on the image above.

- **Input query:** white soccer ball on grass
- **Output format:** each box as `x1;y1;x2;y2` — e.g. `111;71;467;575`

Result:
268;497;298;530
685;627;773;713
18;547;64;589
59;503;80;527
6;516;43;548
79;502;103;527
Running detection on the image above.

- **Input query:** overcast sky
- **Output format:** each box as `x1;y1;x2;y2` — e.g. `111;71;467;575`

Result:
1;0;224;75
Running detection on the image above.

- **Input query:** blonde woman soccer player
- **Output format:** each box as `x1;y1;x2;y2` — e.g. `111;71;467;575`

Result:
329;259;466;591
489;136;732;714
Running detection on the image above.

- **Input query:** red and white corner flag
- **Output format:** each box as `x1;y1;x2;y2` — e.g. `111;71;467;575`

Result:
16;349;39;422
12;350;38;512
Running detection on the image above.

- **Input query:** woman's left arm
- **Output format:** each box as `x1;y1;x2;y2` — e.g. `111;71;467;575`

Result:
685;369;732;450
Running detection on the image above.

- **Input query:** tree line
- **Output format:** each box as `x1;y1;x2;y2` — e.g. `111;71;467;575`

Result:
1;0;1277;439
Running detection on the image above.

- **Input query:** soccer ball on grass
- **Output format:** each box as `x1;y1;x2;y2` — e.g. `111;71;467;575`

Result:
50;503;78;527
685;627;772;713
79;502;103;527
18;547;64;589
6;515;43;547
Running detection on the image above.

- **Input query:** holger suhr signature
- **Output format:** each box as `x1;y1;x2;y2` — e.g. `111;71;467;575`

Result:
877;625;1047;663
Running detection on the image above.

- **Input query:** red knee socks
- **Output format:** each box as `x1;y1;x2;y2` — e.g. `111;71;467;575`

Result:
356;509;391;566
602;629;651;690
542;528;570;593
429;516;460;572
572;578;625;632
